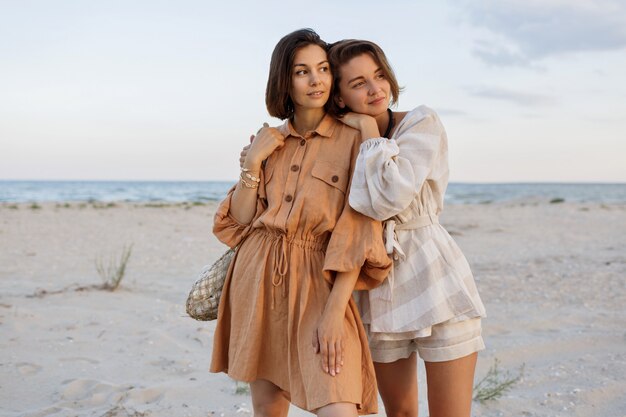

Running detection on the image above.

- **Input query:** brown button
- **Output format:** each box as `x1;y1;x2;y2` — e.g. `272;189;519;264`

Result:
285;195;293;202
300;139;306;146
331;175;339;183
290;164;299;172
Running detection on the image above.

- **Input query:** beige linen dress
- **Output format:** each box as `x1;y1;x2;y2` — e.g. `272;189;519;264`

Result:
210;114;391;414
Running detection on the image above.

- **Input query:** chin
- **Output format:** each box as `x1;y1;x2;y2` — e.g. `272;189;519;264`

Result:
363;108;382;117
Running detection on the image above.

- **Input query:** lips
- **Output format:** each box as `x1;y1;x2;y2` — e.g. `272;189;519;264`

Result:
307;91;325;97
369;96;386;105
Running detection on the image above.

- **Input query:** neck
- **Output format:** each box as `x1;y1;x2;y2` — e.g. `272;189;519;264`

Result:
292;108;326;136
374;109;391;136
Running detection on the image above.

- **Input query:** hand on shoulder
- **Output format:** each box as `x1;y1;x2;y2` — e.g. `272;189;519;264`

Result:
338;112;380;141
244;123;285;168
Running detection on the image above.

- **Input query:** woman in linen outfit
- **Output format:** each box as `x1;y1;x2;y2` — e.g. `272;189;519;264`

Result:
211;30;391;417
327;39;487;417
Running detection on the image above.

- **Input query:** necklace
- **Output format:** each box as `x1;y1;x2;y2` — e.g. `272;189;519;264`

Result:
382;108;395;138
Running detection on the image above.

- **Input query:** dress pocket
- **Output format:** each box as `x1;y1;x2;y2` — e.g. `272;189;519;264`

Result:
311;160;349;193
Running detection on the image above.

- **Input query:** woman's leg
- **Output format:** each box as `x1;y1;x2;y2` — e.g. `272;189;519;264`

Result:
316;402;358;417
424;352;477;417
418;317;483;417
250;379;290;417
374;353;419;417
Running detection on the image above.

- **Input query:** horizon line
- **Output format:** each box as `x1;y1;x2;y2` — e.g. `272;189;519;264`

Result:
1;179;626;185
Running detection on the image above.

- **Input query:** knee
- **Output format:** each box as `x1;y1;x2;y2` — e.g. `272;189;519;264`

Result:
252;405;282;417
384;406;418;417
252;401;288;417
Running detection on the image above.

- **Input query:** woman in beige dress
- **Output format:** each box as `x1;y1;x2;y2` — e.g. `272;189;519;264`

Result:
211;29;391;416
326;39;487;417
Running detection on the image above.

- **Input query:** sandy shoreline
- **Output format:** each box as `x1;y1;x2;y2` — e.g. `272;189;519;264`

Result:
1;201;625;417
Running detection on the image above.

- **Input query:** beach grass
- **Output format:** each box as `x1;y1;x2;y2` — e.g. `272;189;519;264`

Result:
95;244;133;291
473;358;525;403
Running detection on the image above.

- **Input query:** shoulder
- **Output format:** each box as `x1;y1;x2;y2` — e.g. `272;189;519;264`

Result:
395;105;445;137
330;116;360;136
276;120;290;136
402;105;441;126
329;116;362;146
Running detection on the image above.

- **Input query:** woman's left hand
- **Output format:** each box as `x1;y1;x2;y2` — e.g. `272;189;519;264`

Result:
312;312;345;376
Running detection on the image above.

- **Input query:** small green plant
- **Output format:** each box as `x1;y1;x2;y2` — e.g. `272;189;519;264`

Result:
473;358;525;403
29;203;42;210
235;381;250;395
95;244;133;291
549;197;565;204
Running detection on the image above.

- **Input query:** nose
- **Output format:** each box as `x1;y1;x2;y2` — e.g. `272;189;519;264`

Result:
368;81;382;95
309;69;322;86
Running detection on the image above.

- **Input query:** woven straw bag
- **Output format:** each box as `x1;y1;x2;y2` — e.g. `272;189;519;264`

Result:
186;248;235;321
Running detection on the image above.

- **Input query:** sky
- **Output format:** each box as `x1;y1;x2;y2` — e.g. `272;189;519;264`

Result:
1;0;625;182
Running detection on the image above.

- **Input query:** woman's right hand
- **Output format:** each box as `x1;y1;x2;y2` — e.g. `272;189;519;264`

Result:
243;123;285;168
338;112;380;140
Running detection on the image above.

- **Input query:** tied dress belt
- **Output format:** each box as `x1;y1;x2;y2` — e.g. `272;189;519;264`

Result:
378;213;439;301
264;231;327;309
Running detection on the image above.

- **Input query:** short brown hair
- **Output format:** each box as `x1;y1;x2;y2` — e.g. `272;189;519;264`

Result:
327;39;401;116
265;28;329;120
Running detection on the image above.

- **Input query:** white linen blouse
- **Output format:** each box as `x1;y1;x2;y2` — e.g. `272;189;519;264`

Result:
349;105;486;340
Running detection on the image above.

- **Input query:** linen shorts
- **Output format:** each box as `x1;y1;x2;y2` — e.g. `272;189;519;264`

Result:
368;317;484;363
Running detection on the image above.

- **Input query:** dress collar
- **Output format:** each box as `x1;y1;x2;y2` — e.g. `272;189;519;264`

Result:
278;113;336;139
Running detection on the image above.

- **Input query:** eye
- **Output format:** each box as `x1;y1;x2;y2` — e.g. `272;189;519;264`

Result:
295;69;307;76
320;65;329;72
351;81;365;88
376;72;385;80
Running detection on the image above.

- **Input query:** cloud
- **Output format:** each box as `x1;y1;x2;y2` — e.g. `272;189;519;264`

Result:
468;86;556;106
453;0;626;66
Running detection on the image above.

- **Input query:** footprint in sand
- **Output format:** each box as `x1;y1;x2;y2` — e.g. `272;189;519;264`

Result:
61;379;130;404
149;357;194;375
125;387;164;404
59;357;100;365
16;362;43;375
60;378;164;406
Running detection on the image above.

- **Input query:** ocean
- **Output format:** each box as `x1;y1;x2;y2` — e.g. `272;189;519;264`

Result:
1;181;625;205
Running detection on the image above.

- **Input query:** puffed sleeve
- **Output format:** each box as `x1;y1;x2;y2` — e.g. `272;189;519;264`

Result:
323;188;392;290
212;170;268;248
349;106;446;220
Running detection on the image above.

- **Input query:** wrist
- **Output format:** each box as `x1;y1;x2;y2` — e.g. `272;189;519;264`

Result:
322;302;346;319
359;117;380;139
242;157;262;172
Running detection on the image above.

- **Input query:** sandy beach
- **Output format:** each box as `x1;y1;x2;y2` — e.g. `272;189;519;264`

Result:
1;201;624;417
